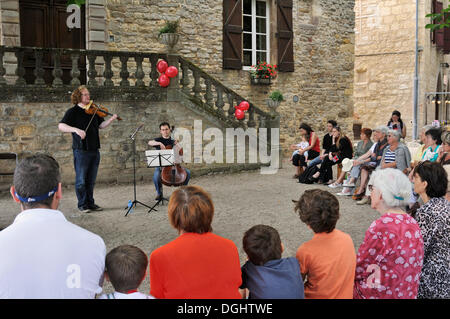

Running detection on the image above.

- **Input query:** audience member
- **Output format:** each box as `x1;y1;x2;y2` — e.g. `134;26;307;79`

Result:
411;125;434;168
294;189;356;299
353;126;389;203
149;185;242;299
291;123;321;178
330;127;373;188
290;135;309;163
0;154;106;298
387;110;406;139
412;161;450;299
437;131;450;201
312;126;353;184
99;245;154;299
354;168;424;299
421;128;442;162
307;120;337;168
240;225;304;299
381;129;411;173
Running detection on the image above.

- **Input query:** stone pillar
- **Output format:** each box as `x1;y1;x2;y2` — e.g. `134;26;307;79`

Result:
86;0;107;85
0;0;20;84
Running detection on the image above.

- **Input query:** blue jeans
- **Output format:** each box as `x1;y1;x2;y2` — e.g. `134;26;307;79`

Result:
73;149;100;209
308;156;323;167
153;167;191;196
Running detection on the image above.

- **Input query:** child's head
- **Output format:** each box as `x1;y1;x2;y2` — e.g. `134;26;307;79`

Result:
243;225;283;266
293;189;339;233
105;245;148;293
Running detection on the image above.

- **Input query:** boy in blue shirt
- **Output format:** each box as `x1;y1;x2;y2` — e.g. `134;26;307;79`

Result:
240;225;305;299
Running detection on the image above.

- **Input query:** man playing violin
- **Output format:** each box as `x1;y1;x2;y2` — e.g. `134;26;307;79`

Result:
148;122;190;201
58;85;118;213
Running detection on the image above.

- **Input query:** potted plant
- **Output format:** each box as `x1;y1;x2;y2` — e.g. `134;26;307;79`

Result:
267;90;284;111
158;20;180;50
250;61;277;85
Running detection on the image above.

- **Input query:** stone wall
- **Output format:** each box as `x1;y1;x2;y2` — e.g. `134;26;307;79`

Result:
354;0;450;139
104;0;355;154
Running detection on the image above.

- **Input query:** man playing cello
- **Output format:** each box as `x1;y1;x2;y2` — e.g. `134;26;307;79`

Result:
148;122;191;201
58;85;118;213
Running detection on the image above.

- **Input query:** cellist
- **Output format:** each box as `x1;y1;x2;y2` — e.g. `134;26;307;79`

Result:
58;85;118;213
148;122;191;201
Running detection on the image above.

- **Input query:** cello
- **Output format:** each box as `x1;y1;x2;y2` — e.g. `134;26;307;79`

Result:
160;131;188;187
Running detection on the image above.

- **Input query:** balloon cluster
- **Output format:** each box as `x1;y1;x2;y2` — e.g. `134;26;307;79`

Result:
157;60;178;87
234;101;249;120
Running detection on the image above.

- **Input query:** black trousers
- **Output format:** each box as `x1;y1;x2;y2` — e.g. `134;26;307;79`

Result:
292;150;320;168
318;156;343;183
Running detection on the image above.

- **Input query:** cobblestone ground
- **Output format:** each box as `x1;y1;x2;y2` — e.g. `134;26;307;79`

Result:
0;160;379;294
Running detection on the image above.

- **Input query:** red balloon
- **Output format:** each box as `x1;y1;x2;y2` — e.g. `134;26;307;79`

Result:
237;101;250;111
235;109;245;120
158;74;170;87
157;60;168;73
165;66;179;78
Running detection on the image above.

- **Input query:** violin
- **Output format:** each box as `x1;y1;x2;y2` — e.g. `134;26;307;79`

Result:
84;101;122;121
161;142;188;187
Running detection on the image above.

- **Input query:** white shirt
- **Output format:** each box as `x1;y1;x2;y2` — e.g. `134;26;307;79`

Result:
0;208;106;299
98;291;155;299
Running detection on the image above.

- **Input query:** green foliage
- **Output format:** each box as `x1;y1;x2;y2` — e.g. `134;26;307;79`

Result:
425;5;450;31
158;20;180;37
66;0;86;7
269;90;284;102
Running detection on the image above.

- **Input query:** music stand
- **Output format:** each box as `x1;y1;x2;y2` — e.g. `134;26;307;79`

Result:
124;125;152;217
145;149;175;213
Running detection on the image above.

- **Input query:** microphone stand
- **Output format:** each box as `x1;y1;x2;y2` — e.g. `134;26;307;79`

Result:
125;124;151;216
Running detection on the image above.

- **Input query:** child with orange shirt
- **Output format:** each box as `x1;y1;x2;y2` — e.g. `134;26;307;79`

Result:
293;189;356;299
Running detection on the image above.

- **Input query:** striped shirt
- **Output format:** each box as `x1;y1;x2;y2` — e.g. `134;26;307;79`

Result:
384;147;396;164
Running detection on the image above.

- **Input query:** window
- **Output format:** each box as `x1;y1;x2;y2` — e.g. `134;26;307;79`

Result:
242;0;270;68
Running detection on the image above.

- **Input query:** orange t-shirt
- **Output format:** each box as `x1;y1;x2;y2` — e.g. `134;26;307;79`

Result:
150;232;242;299
296;229;356;299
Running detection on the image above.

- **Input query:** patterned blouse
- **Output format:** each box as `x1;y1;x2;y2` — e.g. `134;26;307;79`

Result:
354;213;424;299
415;197;450;299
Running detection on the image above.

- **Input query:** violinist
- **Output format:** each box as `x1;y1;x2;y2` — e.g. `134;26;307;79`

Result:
148;122;191;201
58;85;118;213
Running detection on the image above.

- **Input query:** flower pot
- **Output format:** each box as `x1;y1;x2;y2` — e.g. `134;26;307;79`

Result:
160;33;179;51
251;76;272;85
266;99;280;113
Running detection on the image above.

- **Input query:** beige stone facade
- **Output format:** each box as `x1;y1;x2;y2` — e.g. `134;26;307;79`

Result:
354;0;450;140
0;0;355;157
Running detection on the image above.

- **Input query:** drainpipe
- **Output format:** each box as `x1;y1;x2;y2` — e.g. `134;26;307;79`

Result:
413;0;419;140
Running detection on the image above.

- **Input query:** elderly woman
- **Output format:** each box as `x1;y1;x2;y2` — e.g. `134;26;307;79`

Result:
353;126;389;202
381;129;411;173
412;161;450;299
354;168;424;299
149;185;242;299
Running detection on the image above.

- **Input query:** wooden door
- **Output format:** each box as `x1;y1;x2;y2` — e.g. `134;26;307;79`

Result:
19;0;86;85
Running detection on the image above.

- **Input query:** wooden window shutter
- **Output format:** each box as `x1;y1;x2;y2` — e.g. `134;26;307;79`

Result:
436;1;445;49
276;0;294;72
444;13;450;54
223;0;242;70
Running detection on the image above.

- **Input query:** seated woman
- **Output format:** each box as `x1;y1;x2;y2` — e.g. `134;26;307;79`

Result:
312;126;353;184
437;131;450;201
421;127;442;162
352;126;388;202
413;161;450;299
354;168;424;299
149;185;242;299
330;127;374;189
291;123;320;178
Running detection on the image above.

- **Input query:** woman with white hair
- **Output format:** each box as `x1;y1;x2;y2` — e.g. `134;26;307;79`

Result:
353;168;424;299
381;129;411;173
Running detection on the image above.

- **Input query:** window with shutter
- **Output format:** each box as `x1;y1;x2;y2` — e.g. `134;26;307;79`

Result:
223;0;243;69
435;1;445;49
276;0;294;72
242;0;270;68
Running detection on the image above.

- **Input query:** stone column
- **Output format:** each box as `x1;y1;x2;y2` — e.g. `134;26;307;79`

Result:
86;0;107;85
0;0;20;84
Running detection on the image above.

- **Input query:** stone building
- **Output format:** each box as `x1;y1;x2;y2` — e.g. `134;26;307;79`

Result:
354;0;450;139
0;0;355;186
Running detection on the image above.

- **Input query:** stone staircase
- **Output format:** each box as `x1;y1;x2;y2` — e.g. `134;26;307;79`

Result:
0;46;280;187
